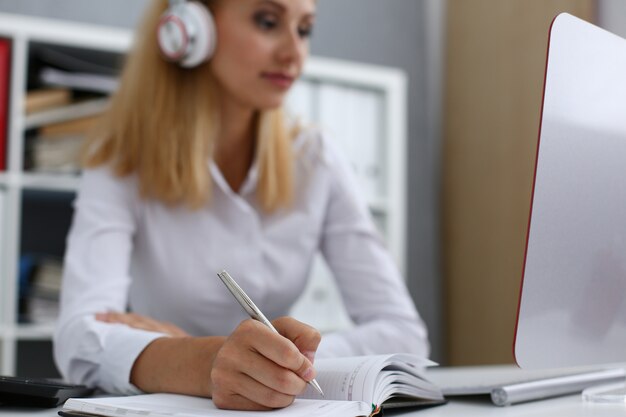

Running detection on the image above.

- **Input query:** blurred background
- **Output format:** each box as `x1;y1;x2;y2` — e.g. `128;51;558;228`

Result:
0;0;625;375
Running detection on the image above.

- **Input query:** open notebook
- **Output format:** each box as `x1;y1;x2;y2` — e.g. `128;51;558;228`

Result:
60;354;445;417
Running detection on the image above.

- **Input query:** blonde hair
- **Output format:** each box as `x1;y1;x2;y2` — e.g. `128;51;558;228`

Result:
83;0;294;211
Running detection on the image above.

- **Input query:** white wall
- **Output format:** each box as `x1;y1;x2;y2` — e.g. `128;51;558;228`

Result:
0;0;149;28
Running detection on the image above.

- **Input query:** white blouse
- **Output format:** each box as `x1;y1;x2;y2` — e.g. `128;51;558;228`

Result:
53;129;429;394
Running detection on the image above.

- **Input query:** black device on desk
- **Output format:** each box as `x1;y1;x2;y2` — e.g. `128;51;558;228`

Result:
0;375;92;408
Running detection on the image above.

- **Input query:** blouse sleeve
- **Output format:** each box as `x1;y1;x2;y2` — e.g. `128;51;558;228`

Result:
314;135;430;359
53;167;165;394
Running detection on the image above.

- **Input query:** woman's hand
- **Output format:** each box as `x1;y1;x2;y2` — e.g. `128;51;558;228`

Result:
125;315;320;411
95;311;190;337
210;316;321;410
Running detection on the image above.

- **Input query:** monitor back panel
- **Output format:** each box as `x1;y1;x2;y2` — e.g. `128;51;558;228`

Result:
515;13;626;368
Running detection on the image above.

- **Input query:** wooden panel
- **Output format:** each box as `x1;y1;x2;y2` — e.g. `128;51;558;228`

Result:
442;0;595;365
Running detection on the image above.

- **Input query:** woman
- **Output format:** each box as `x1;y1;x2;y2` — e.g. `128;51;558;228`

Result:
53;0;429;411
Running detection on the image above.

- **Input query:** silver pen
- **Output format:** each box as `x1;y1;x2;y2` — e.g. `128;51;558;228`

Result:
217;270;324;397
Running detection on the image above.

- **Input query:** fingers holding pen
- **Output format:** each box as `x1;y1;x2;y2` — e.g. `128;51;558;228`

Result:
223;319;315;385
210;318;320;409
212;372;295;410
241;318;320;383
251;329;317;384
272;316;321;365
212;355;300;409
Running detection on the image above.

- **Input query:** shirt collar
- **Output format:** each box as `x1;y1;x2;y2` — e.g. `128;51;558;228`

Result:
209;159;259;197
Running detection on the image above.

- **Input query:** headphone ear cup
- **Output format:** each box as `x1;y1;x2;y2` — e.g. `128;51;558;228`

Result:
157;1;216;68
180;2;216;68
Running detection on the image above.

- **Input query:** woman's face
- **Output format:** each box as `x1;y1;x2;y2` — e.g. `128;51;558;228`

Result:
209;0;316;111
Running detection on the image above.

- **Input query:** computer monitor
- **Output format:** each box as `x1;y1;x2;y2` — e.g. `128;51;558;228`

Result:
514;13;626;401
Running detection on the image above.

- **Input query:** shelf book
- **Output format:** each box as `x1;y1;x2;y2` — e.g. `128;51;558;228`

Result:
0;38;10;171
61;354;444;417
24;88;71;114
24;98;106;173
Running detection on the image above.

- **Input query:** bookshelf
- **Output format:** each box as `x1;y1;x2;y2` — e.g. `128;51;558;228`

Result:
0;13;407;376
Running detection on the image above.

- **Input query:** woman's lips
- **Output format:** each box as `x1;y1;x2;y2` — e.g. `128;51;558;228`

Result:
262;72;295;88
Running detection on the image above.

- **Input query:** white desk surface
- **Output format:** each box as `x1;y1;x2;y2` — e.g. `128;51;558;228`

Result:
1;366;626;417
397;395;626;416
1;395;624;417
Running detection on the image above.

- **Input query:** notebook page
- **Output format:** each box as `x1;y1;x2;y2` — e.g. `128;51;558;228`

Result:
300;354;439;405
64;393;371;417
372;359;443;403
299;355;392;402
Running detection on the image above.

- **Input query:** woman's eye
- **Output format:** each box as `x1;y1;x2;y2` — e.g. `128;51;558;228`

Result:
298;25;313;38
254;12;278;30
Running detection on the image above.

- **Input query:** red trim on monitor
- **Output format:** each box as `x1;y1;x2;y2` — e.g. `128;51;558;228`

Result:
512;13;562;366
0;38;11;171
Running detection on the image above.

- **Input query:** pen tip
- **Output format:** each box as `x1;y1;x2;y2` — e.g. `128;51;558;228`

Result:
310;379;324;397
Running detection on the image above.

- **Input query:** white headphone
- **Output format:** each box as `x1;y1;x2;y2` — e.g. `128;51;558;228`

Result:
157;0;216;68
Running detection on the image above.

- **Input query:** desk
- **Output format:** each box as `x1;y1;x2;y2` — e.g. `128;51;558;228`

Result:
395;395;625;416
1;395;624;417
2;366;626;417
